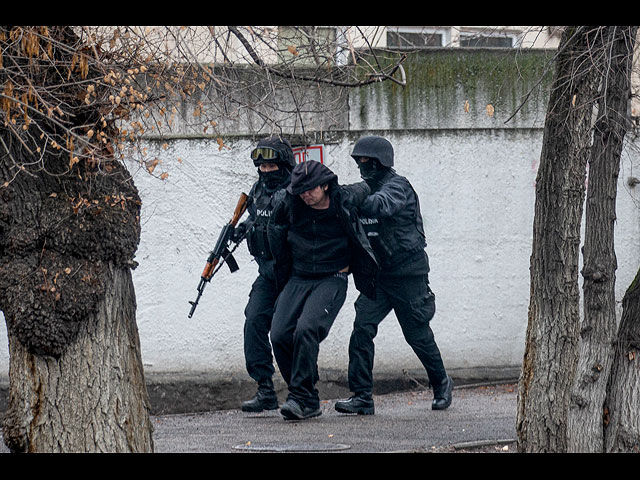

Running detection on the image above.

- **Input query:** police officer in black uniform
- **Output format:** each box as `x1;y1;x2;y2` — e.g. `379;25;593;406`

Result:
234;136;295;412
268;160;378;420
334;135;453;415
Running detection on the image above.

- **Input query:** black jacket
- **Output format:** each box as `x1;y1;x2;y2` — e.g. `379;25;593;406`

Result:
358;168;429;275
267;180;379;299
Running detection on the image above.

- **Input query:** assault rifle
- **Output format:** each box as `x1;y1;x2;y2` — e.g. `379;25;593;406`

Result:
188;192;249;318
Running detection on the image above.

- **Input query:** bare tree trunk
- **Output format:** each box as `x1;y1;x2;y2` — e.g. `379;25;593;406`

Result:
568;26;637;453
517;27;603;452
1;113;150;451
604;267;640;452
2;264;153;453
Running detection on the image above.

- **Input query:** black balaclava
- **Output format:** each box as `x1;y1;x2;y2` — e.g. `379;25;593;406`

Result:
358;158;387;188
259;167;290;191
252;136;294;192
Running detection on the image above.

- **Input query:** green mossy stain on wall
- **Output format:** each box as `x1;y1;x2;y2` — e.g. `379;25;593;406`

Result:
356;48;554;129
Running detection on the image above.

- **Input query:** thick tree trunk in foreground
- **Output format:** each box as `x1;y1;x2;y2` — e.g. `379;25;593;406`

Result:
604;269;640;452
3;264;153;453
567;26;637;453
517;27;603;452
1;121;152;451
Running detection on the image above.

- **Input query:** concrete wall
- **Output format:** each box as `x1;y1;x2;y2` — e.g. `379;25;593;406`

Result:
127;130;540;378
3;49;640;412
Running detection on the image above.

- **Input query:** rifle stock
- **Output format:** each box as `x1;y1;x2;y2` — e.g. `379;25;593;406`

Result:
188;192;249;318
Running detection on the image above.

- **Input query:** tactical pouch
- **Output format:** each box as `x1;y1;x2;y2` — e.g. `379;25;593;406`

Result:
247;224;272;260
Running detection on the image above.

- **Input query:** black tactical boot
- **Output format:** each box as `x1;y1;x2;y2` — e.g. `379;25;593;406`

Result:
431;375;453;410
334;392;375;415
280;398;322;421
241;379;279;412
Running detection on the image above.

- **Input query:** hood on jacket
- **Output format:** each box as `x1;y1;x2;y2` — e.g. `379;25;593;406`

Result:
287;160;337;195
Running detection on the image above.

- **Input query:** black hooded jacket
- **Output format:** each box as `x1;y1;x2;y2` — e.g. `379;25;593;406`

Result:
267;161;379;298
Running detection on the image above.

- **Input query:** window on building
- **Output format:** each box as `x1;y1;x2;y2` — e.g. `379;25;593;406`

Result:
385;27;448;48
459;33;515;48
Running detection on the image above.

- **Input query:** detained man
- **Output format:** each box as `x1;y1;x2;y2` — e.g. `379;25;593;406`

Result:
267;160;378;420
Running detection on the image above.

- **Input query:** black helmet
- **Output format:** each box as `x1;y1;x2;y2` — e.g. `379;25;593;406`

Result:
251;136;295;169
350;136;394;167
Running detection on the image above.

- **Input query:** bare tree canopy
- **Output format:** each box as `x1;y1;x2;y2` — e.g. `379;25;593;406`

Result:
0;26;407;182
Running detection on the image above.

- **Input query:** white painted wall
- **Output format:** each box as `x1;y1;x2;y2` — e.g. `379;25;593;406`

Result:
123;130;640;380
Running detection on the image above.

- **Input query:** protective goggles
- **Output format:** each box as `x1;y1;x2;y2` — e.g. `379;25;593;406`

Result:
250;147;280;162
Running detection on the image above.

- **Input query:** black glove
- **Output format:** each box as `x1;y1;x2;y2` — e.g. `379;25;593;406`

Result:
231;223;247;243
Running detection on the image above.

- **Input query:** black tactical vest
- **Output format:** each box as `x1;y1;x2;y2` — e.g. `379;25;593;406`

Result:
246;182;286;261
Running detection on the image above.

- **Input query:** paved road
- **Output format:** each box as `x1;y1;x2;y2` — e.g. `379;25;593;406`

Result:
0;382;517;453
151;382;518;453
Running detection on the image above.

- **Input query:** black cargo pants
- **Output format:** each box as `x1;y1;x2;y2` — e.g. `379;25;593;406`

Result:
347;273;447;394
270;273;348;409
243;275;279;383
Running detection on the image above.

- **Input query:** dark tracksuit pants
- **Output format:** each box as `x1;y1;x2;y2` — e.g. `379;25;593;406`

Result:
347;273;447;394
270;273;348;409
244;275;279;383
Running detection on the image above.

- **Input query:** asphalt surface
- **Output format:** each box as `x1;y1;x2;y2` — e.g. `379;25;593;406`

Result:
0;382;517;454
151;382;518;454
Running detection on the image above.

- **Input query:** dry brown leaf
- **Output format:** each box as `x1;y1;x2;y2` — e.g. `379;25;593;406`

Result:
146;158;159;174
486;104;494;117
